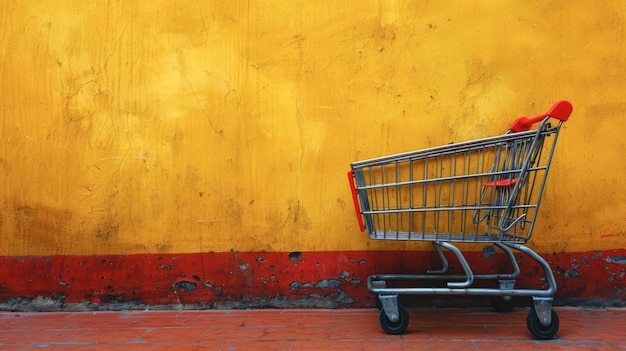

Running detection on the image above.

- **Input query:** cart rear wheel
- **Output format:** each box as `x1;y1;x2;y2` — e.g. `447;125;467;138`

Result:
379;304;409;335
527;308;559;340
490;296;515;312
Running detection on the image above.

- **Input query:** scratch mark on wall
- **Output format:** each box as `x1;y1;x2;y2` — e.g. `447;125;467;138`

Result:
196;214;226;223
95;156;147;162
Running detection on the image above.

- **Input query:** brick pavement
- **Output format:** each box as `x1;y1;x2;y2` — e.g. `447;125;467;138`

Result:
0;307;625;350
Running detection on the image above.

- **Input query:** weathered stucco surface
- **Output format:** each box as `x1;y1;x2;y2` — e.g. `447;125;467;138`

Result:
1;1;625;308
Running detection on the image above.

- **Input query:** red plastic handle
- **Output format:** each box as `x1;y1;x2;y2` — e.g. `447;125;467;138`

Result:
347;170;366;232
509;100;573;132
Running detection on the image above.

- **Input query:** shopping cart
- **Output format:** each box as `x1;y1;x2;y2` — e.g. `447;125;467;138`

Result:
348;101;573;339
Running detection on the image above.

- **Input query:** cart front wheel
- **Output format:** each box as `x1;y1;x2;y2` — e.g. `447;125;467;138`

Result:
379;304;409;335
526;308;559;340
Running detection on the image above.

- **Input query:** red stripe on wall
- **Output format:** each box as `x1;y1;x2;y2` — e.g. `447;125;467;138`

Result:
0;249;624;309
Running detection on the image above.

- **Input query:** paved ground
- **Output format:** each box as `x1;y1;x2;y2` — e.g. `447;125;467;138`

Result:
0;307;624;350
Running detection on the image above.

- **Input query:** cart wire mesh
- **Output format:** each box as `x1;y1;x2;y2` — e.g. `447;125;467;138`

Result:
349;104;571;244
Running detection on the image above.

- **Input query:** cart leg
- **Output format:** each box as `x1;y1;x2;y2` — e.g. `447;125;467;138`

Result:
436;242;475;288
494;242;521;279
427;242;449;274
510;243;557;296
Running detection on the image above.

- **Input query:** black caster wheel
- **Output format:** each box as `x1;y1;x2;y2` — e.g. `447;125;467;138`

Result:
491;296;515;312
379;304;409;335
527;307;559;340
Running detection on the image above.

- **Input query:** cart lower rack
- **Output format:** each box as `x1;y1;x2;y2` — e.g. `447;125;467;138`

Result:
348;101;573;339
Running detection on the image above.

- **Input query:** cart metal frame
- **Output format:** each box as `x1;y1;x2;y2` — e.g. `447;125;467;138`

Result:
348;101;573;339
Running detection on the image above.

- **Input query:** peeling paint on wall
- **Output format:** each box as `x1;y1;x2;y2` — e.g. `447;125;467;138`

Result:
606;256;626;265
1;249;625;311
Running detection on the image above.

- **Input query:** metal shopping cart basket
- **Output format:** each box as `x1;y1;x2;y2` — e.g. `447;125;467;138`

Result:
348;101;573;339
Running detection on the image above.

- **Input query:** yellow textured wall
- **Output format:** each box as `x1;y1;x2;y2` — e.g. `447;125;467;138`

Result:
1;1;625;256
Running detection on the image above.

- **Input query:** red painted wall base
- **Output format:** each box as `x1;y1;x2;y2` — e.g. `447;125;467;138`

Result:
1;249;624;309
